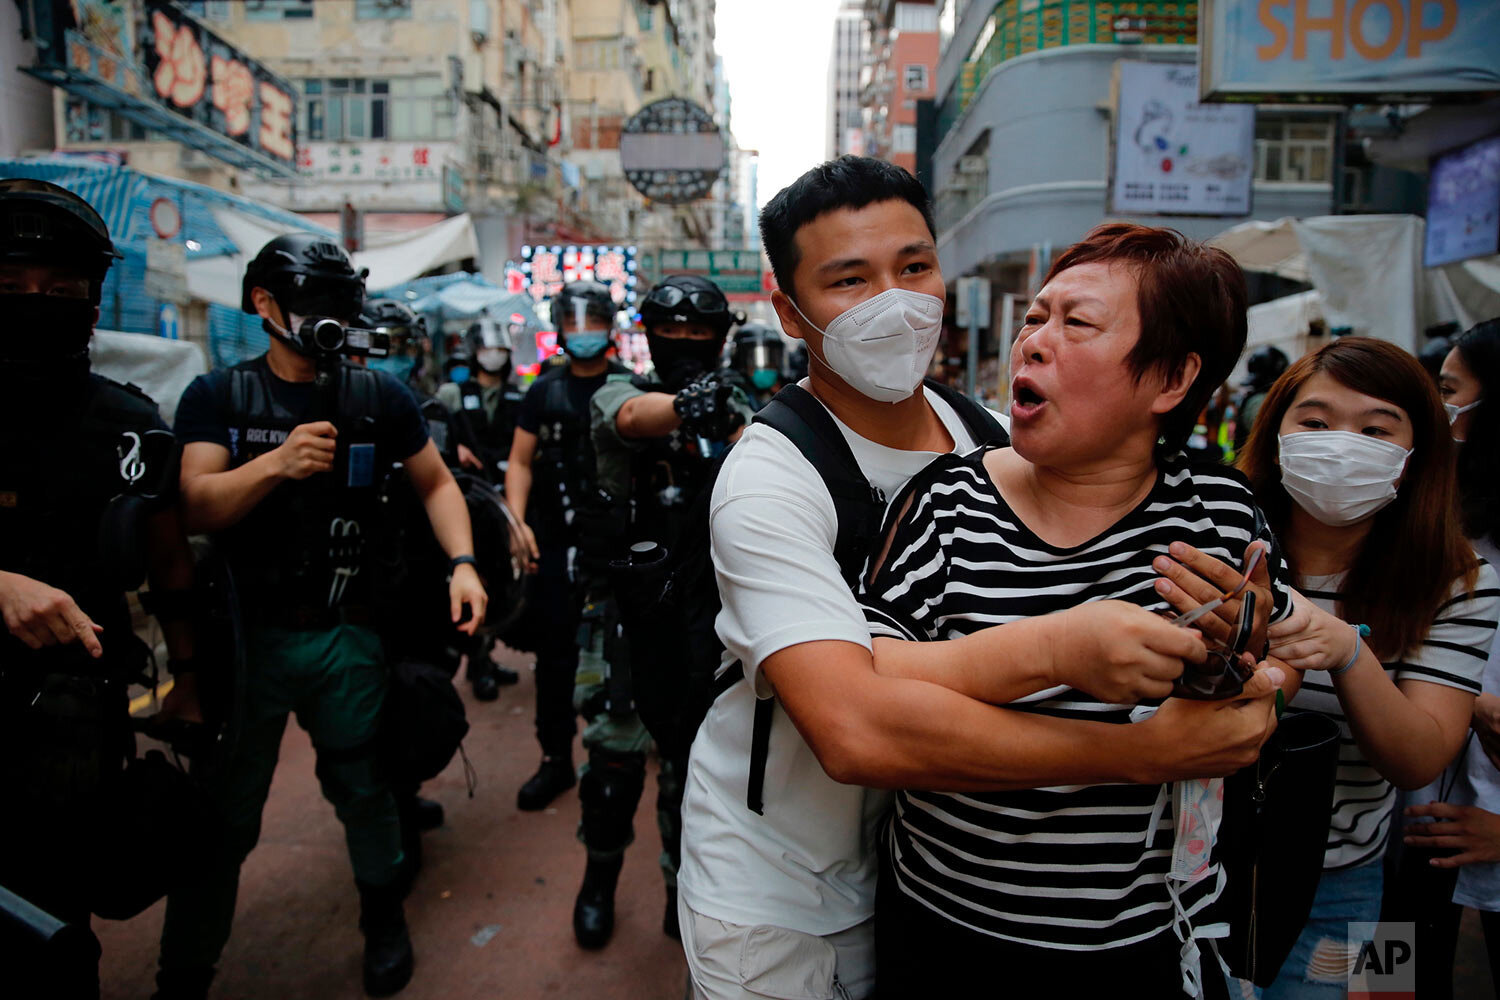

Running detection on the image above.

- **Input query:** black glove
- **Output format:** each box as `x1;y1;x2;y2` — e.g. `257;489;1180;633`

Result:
672;371;746;441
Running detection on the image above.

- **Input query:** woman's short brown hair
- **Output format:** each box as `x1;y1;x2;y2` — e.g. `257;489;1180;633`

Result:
1044;223;1248;456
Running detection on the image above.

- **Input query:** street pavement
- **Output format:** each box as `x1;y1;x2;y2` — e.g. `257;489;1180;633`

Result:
91;639;1500;1000
97;643;689;1000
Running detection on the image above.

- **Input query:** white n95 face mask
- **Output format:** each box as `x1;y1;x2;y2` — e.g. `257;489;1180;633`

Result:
1279;430;1412;527
787;287;944;403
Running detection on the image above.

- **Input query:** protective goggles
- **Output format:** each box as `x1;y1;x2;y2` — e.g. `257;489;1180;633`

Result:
646;284;728;314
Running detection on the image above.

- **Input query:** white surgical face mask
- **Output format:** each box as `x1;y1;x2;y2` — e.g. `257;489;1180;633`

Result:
787;287;944;403
1445;397;1480;431
1278;430;1412;527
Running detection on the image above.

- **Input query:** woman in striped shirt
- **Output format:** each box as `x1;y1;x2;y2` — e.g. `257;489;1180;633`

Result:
1236;336;1499;998
859;223;1287;997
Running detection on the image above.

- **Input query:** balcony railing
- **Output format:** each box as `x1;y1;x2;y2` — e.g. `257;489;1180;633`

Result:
937;0;1196;141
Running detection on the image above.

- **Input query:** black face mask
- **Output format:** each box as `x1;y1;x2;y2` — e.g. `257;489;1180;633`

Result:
648;334;722;391
0;294;94;397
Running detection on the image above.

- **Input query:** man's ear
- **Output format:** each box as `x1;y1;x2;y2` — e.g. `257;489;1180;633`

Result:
771;289;805;343
250;286;279;324
1151;351;1202;416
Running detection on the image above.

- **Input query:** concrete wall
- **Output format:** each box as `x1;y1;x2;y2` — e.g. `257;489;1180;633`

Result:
932;44;1333;278
1;3;56;157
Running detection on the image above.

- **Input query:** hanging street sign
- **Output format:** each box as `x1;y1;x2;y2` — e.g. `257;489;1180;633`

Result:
618;98;726;205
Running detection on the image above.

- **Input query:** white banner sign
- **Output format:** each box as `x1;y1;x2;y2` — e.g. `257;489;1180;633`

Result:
1111;63;1254;218
296;141;455;183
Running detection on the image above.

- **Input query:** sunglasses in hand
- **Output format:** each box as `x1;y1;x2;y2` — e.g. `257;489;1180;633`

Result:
1171;590;1257;701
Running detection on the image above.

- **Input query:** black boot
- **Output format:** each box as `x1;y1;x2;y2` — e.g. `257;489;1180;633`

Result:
412;796;444;831
151;966;215;1000
517;756;575;811
357;880;414;997
470;658;501;702
572;855;624;949
663;885;680;940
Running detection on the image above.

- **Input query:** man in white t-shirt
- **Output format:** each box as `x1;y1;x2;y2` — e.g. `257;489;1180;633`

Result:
676;156;1283;1000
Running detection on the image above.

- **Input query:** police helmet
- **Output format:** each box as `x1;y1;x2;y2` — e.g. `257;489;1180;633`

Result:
1242;346;1289;390
730;323;784;369
358;297;427;343
552;280;616;331
241;233;366;321
783;341;809;382
641;274;735;339
0;178;121;303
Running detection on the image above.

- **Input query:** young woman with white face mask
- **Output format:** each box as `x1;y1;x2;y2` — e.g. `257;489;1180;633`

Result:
1236;336;1499;999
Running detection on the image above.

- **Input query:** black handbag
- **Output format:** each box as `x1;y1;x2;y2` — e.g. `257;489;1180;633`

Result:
1217;709;1341;987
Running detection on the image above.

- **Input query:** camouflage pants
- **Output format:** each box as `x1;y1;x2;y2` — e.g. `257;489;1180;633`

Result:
572;600;685;885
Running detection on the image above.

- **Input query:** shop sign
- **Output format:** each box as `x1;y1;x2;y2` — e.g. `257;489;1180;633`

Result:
518;245;639;307
296;142;450;183
641;248;763;294
1111;62;1255;217
138;1;297;167
1201;0;1500;102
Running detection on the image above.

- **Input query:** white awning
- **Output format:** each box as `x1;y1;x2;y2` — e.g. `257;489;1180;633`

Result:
89;329;208;425
186;207;480;309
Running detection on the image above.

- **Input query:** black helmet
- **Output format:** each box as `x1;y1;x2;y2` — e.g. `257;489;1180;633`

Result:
640;274;735;339
783;341;809;382
0;178;121;302
1242;345;1289;389
241;233;366;320
729;323;785;389
358;297;426;343
552;280;616;331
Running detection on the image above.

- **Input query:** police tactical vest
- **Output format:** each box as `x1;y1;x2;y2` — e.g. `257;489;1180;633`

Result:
458;380;524;464
623;373;715;553
219;358;384;615
530;363;626;539
0;374;173;676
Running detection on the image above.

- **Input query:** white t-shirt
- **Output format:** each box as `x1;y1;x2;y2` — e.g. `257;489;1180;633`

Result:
677;387;988;934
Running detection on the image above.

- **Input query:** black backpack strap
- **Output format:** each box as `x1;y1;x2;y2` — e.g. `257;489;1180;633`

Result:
753;385;887;587
746;696;775;816
922;378;1009;447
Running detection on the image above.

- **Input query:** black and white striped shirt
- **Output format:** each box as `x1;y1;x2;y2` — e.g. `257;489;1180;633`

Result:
1289;565;1499;870
859;448;1291;950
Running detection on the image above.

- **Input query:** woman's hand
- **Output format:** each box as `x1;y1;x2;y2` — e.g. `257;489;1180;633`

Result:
1403;803;1500;867
1152;540;1272;650
1136;662;1285;782
1051;599;1206;703
1267;588;1360;672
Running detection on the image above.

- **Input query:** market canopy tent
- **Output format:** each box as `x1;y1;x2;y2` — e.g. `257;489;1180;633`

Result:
1210;215;1500;352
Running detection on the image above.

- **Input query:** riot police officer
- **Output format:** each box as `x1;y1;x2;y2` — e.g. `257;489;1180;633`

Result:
437;318;525;485
159;234;488;998
360;296;429;391
1233;345;1289;451
575;274;753;949
0;179;201;999
435;319;525;699
726;322;787;405
503;281;628;811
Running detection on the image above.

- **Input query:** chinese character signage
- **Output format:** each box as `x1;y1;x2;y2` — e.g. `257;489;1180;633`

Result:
139;1;296;167
1110;62;1254;218
641;247;764;294
519;245;639;308
1201;0;1500;102
297;142;452;183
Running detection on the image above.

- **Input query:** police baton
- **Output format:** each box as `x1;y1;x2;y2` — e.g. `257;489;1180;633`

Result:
0;883;101;997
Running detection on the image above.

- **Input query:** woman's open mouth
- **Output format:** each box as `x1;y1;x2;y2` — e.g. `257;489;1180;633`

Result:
1011;380;1047;419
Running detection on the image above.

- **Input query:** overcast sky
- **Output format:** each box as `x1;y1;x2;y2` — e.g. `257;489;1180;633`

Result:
716;0;843;209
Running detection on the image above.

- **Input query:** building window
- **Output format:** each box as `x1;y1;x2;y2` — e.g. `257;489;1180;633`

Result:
301;76;454;142
180;1;230;18
355;0;413;19
903;64;929;93
246;0;314;20
892;124;917;154
1255;115;1334;184
894;2;939;31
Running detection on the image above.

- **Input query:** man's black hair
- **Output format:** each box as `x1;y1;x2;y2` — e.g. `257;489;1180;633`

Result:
759;155;936;302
